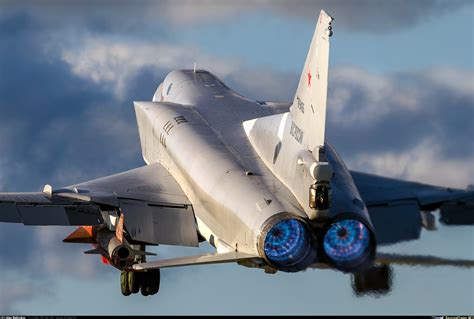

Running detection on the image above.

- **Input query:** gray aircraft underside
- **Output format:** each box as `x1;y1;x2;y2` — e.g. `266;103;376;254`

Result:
1;10;473;296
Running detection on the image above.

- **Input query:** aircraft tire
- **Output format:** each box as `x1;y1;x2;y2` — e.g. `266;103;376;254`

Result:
140;284;150;296
139;269;160;296
147;269;160;295
120;271;131;296
128;271;141;294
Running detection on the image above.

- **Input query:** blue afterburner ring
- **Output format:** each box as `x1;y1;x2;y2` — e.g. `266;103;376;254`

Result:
263;219;311;267
323;219;371;267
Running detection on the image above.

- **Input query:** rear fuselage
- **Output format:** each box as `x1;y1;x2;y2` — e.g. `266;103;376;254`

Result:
134;70;376;272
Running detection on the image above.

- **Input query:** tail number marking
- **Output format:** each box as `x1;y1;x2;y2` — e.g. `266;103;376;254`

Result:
290;121;304;144
296;96;305;114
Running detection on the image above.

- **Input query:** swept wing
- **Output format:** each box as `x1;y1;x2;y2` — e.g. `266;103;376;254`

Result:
351;170;474;245
0;163;199;246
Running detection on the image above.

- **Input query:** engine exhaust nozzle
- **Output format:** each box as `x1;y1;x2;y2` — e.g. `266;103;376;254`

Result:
259;214;317;272
322;219;374;272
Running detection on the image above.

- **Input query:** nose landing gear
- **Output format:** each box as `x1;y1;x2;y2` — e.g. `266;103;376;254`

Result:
120;269;160;296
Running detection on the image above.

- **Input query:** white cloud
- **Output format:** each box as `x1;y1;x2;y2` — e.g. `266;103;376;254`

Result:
422;66;474;96
330;66;395;123
0;122;30;191
0;275;52;313
58;36;474;192
329;66;474;125
60;37;241;99
327;66;474;189
32;227;100;277
350;138;474;189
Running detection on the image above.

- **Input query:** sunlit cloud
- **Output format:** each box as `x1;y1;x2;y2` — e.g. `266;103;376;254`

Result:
60;37;241;99
351;138;474;188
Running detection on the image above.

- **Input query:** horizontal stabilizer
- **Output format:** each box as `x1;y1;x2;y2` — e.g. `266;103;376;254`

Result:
132;251;258;270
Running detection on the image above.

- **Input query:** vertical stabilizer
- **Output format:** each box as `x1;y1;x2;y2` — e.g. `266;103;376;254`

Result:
289;10;333;151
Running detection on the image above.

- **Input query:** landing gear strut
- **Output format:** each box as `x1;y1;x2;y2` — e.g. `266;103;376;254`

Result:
120;269;160;296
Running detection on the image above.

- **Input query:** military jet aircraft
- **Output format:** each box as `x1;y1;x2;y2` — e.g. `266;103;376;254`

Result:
1;10;473;297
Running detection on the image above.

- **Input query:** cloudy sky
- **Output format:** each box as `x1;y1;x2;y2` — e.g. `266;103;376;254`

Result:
0;0;473;315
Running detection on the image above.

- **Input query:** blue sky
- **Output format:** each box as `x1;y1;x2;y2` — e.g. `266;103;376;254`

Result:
0;0;473;315
172;6;473;73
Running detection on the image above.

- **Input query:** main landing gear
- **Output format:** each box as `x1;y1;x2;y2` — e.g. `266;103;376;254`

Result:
120;269;160;296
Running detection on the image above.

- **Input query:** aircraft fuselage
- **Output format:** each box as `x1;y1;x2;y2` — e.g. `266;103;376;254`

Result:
134;69;376;272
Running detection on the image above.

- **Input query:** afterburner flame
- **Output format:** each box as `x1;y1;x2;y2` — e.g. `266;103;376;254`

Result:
323;219;372;270
263;219;312;269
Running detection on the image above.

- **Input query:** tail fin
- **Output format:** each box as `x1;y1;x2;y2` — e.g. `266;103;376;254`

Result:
290;10;333;151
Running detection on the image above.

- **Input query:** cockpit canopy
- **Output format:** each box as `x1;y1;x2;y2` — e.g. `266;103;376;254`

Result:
152;70;231;105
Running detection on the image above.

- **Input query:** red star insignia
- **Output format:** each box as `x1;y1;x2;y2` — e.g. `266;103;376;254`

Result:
307;69;312;88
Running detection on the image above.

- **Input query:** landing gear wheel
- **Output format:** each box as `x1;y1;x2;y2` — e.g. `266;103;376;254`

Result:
120;271;131;296
128;271;141;294
140;284;150;296
140;269;161;296
147;269;160;295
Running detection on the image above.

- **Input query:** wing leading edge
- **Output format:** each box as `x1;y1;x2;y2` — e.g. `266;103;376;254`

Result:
0;163;199;247
351;170;474;245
